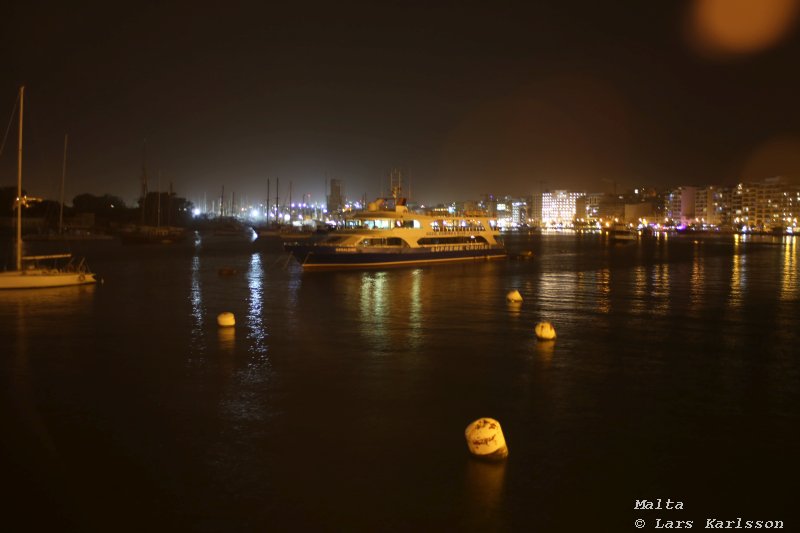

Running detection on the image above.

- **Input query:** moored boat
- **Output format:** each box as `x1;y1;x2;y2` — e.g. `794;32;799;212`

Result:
0;254;96;289
608;223;638;242
0;86;98;290
284;187;506;270
118;225;188;244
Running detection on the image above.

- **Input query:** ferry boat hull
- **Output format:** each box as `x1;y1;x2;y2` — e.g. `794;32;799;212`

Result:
285;243;506;270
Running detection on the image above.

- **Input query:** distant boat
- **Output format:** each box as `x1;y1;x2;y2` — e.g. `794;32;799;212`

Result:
608;223;638;242
197;217;255;246
24;230;114;242
0;86;97;290
118;225;188;245
256;223;321;241
118;140;188;245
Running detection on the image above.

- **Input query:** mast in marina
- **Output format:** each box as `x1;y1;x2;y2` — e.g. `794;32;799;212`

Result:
59;134;67;234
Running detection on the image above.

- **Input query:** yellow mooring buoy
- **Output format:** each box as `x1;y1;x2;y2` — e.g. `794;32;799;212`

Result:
217;312;236;327
506;290;523;303
465;418;508;461
534;321;556;340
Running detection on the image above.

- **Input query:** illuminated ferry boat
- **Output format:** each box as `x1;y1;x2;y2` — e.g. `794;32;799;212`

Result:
284;189;506;270
607;223;638;242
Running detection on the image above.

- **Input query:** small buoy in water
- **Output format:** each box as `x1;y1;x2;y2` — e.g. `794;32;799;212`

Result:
465;418;508;460
506;290;523;303
218;267;238;276
217;312;236;327
518;250;534;260
534;321;556;340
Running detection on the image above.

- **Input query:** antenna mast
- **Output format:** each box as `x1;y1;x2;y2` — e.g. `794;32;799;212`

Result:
59;134;67;234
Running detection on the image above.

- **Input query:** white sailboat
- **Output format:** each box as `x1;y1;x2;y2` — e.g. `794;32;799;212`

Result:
0;86;97;290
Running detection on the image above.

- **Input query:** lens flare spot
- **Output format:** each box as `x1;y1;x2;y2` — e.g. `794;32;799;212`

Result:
687;0;800;58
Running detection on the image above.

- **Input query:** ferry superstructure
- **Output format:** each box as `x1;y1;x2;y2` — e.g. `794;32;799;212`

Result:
284;194;506;270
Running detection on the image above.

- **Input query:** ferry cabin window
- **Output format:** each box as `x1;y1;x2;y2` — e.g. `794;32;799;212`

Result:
375;219;392;229
352;219;393;230
430;220;484;231
397;220;420;228
359;238;405;247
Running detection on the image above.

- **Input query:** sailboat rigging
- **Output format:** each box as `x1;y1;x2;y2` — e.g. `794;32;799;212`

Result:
0;86;97;289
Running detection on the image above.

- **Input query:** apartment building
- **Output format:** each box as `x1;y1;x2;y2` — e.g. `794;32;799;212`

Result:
542;190;585;226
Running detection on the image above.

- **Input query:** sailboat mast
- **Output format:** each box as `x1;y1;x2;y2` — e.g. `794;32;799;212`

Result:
140;140;148;225
15;86;24;271
157;170;162;227
59;134;67;234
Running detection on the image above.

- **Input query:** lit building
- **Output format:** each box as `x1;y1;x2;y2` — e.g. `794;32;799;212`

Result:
666;186;696;225
693;186;733;227
579;192;624;223
541;190;585;227
733;176;800;231
511;200;527;226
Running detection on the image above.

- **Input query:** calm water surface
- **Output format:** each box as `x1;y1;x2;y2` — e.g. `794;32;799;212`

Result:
2;233;798;531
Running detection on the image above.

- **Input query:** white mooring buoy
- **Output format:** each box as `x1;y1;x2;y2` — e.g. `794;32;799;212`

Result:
217;312;236;327
465;418;509;460
506;290;523;303
534;321;556;340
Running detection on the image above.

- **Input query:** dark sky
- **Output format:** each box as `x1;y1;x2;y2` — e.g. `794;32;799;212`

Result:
3;0;800;206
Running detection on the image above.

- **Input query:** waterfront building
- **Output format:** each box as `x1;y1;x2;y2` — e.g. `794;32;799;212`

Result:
488;196;528;228
624;201;659;225
622;187;667;225
666;186;697;226
454;200;484;215
511;199;528;227
578;192;624;223
694;186;733;227
733;176;800;231
528;193;543;226
542;190;585;227
327;179;345;214
495;198;510;225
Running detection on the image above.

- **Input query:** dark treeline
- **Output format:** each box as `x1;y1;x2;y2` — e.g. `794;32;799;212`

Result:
0;186;194;232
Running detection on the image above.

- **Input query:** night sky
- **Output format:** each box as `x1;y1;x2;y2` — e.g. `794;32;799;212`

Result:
3;0;800;206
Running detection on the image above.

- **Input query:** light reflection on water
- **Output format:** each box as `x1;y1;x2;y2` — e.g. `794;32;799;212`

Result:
218;326;236;356
407;269;423;350
633;264;647;313
463;459;507;529
352;268;431;350
652;261;670;314
189;254;205;360
359;271;390;352
246;252;268;362
729;235;745;309
689;241;706;315
595;268;611;314
781;235;797;301
283;264;303;334
3;234;799;531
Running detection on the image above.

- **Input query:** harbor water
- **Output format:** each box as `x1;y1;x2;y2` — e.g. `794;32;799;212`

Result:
1;232;798;531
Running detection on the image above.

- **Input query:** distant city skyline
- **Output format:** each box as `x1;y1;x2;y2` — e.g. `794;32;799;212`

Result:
3;2;800;205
